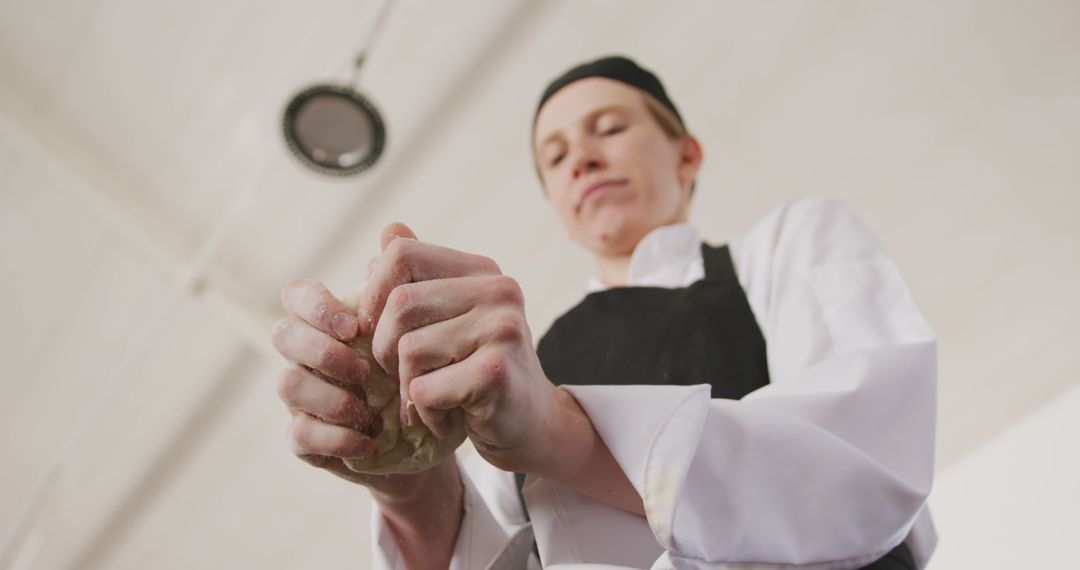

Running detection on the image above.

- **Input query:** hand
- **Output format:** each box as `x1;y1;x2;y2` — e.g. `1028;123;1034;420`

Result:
361;223;565;474
272;278;466;567
271;277;454;501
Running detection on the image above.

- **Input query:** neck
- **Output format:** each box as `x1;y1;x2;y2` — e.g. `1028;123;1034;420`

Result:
594;252;632;287
590;213;691;288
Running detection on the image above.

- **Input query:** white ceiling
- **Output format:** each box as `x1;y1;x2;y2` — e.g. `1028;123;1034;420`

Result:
1;0;1078;567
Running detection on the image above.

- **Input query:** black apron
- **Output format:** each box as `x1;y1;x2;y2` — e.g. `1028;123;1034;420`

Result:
515;242;914;569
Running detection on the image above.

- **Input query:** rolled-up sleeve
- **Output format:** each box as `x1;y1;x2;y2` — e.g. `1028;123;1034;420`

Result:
563;197;939;569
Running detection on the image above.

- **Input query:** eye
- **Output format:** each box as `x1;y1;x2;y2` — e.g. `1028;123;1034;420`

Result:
595;112;627;135
548;153;565;167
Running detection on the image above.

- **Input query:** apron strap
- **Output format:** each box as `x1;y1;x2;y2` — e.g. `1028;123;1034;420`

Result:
514;471;541;564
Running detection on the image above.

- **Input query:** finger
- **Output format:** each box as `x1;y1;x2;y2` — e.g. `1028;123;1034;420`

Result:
288;412;377;458
277;367;378;433
380;221;418;249
408;345;516;414
372;275;522;394
272;316;370;386
394;311;479;429
367;222;418;336
358;231;501;336
408;344;516;439
395;304;528;429
281;278;359;342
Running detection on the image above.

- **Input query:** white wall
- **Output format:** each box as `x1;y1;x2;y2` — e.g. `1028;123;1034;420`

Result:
927;382;1080;568
2;0;1079;567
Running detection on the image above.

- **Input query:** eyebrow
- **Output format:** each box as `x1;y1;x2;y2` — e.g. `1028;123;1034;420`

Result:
535;104;631;151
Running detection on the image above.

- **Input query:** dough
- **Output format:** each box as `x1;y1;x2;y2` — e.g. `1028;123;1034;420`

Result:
336;286;467;475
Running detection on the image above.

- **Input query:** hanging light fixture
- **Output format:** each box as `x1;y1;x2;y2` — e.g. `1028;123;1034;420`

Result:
282;0;396;176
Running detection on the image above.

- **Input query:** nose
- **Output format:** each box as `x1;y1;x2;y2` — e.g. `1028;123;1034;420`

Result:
569;137;605;180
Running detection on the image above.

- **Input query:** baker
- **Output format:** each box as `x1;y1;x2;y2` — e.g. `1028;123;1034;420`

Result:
271;55;939;569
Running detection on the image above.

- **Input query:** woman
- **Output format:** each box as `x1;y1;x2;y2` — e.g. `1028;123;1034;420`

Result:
271;55;938;569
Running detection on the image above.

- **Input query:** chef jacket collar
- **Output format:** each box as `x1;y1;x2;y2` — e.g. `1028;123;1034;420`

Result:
586;223;702;292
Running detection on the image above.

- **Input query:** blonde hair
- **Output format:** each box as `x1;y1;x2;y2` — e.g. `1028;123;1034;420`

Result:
640;92;686;139
640;93;697;196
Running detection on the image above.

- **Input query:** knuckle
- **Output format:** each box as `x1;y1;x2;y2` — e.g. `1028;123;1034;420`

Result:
324;431;354;456
386;285;413;315
492;276;524;306
288;417;313;452
315;344;340;370
371;337;394;369
384;236;412;263
328;392;357;423
477;255;501;274
311;300;332;324
491;312;523;343
397;328;424;359
396;330;425;379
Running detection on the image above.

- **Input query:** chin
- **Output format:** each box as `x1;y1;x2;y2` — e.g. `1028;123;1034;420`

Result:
582;221;647;257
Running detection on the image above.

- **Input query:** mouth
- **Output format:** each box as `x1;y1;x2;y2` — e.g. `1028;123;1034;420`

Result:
577;179;627;212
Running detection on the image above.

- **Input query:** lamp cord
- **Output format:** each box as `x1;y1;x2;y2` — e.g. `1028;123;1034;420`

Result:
350;0;398;88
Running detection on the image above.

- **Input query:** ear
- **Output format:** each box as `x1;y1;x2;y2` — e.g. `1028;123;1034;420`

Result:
676;134;703;192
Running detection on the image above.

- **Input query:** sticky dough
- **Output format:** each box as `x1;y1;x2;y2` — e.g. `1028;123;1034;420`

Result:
337;286;466;475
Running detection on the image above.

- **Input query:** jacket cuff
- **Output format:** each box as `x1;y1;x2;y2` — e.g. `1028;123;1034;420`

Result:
560;383;712;550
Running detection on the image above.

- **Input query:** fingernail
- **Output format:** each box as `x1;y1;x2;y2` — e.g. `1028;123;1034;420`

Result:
401;380;415;427
405;400;417;428
357;307;372;335
331;313;358;341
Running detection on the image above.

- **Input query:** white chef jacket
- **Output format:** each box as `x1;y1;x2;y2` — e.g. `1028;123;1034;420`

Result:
370;196;938;570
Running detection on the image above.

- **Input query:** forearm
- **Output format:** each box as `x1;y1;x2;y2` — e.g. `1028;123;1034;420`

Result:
372;458;465;569
536;387;645;517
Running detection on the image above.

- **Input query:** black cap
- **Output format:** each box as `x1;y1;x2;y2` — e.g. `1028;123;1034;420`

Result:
534;55;684;128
